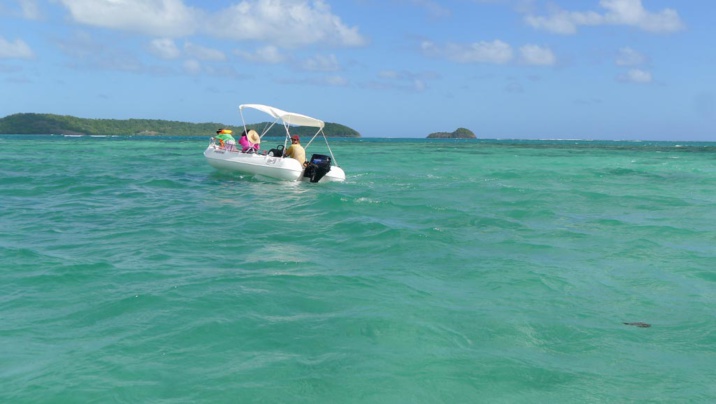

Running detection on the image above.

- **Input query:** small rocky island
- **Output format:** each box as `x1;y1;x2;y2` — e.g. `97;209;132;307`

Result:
426;127;476;139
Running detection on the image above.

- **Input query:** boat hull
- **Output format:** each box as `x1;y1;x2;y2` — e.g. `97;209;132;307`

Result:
204;145;345;182
321;166;346;182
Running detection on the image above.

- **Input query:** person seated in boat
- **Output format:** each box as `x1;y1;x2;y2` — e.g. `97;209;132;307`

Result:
215;129;236;149
284;134;306;165
239;129;261;153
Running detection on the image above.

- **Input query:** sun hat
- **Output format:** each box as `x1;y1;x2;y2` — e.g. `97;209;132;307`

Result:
247;129;260;144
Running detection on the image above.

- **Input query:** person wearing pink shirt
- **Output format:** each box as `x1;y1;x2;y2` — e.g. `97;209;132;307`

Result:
239;129;261;153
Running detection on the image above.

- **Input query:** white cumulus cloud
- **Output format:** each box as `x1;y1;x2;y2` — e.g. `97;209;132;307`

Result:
57;0;200;37
525;0;684;34
56;0;366;49
205;0;366;48
0;36;34;59
519;45;556;66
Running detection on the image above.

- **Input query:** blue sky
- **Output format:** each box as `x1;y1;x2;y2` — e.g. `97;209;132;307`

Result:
1;0;714;140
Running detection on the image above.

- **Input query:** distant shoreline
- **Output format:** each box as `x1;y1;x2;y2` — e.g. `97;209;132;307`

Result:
0;113;361;138
2;133;713;144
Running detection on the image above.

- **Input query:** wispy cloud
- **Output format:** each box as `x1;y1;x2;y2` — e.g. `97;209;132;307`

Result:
321;75;349;86
519;45;555;66
0;36;34;59
525;0;684;35
370;69;438;92
617;68;652;83
277;74;350;87
300;54;341;72
149;38;181;59
19;0;41;19
184;42;225;61
421;40;556;66
56;30;158;73
421;40;513;64
401;0;451;18
1;0;42;19
615;47;646;66
614;47;651;84
235;45;286;64
183;59;201;75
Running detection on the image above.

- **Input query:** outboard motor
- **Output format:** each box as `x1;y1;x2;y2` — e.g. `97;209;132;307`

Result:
303;154;332;183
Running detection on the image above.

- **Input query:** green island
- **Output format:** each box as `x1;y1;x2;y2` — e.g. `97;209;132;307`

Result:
426;127;476;139
0;113;361;138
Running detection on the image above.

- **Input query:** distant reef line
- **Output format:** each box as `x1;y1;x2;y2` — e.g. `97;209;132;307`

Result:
0;113;361;138
427;127;476;139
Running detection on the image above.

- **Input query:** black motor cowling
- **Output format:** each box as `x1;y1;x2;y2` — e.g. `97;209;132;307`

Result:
303;154;332;183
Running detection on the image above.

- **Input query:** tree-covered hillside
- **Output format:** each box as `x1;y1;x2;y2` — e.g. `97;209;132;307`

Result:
0;113;361;137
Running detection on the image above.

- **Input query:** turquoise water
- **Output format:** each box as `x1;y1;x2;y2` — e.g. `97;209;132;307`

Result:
1;135;715;402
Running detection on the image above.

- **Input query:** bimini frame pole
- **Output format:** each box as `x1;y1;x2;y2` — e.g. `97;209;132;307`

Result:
240;106;286;152
305;128;339;167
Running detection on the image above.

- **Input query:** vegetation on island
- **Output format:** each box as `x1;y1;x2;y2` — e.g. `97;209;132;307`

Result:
427;127;476;139
0;113;361;137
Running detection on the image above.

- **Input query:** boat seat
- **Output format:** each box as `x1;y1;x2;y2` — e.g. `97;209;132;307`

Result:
268;145;284;157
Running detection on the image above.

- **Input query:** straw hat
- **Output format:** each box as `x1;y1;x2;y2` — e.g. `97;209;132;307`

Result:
247;129;260;144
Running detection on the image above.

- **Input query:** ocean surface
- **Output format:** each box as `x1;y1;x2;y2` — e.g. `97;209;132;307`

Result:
1;135;715;403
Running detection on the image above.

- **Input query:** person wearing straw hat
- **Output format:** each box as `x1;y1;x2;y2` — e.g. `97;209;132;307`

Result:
283;134;306;165
239;129;261;153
